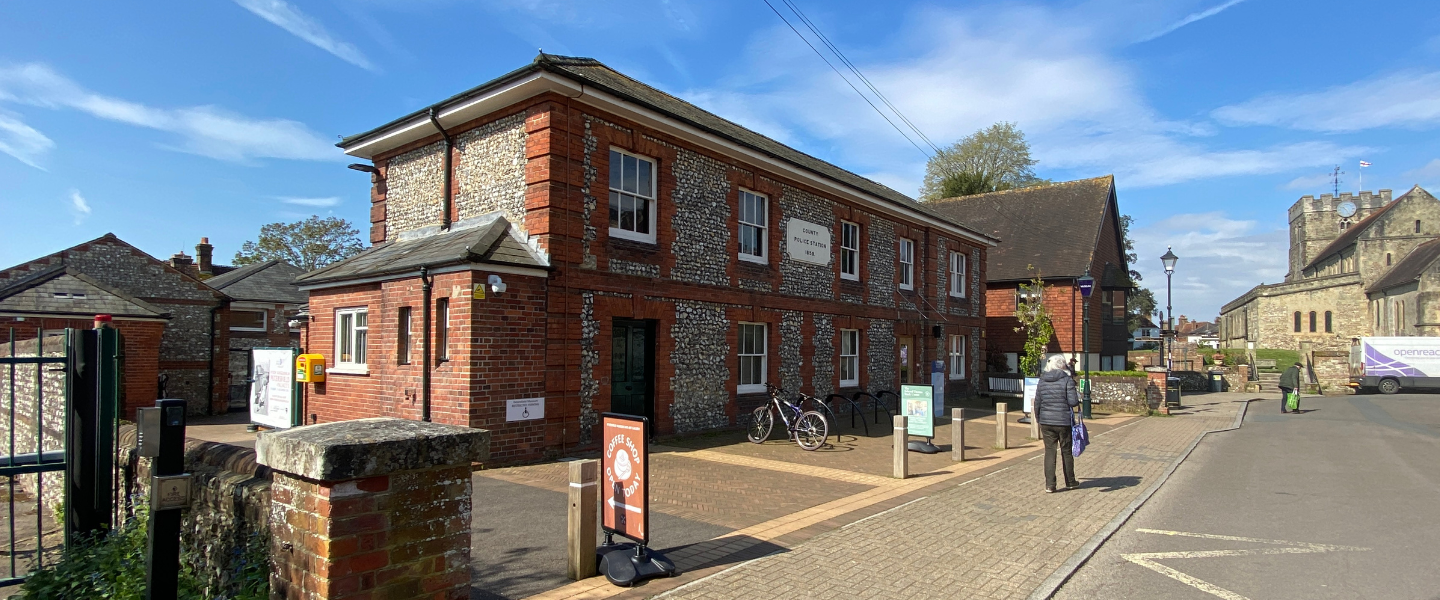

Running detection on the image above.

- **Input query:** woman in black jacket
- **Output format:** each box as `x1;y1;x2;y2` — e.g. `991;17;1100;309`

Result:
1035;354;1080;493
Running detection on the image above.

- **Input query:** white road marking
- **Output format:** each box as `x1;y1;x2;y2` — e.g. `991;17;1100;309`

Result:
1121;529;1371;600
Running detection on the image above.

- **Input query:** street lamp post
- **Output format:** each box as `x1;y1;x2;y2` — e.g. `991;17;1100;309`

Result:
1077;271;1095;418
1161;247;1179;406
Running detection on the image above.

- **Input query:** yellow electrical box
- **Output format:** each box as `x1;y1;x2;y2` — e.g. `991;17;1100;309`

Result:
296;354;326;383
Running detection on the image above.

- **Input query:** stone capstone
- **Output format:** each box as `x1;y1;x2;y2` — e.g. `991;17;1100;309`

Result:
256;417;489;481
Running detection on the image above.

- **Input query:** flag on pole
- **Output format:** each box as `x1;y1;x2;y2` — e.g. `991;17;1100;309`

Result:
1359;161;1372;167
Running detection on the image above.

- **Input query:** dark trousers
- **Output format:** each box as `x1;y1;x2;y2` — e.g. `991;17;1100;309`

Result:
1279;387;1293;412
1041;424;1076;490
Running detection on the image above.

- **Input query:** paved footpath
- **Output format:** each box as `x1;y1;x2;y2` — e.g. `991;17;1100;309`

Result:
652;396;1248;600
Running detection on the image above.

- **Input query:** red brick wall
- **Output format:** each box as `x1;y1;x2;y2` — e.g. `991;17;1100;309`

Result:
304;272;549;463
0;317;163;419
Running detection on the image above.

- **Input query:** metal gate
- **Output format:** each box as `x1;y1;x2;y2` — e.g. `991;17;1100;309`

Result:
0;325;121;587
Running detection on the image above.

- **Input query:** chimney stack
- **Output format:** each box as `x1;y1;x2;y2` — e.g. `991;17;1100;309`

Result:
169;251;196;276
196;237;214;276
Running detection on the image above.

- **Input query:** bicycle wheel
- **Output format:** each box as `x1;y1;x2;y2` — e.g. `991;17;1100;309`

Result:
747;406;773;443
794;411;829;451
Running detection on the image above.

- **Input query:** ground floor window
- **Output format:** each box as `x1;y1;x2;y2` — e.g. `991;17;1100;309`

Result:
336;307;368;368
949;334;966;380
840;329;859;387
738;323;767;393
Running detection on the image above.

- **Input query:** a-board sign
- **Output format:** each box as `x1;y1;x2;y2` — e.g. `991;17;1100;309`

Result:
505;397;544;422
250;348;299;429
601;413;649;544
1022;377;1040;414
900;384;934;438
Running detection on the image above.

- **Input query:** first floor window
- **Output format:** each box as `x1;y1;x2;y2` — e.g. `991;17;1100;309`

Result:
436;298;450;362
608;148;657;243
899;238;914;289
397;307;412;365
1293;311;1302;332
738;323;767;393
738;189;767;262
1309;311;1317;333
948;251;966;297
841;221;860;280
839;329;860;387
336;307;368;368
1324;311;1333;333
949;335;967;380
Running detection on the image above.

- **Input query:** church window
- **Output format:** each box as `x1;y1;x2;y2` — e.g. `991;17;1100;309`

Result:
1293;311;1302;333
1309;311;1317;333
1387;253;1392;266
1417;220;1423;234
1325;311;1333;333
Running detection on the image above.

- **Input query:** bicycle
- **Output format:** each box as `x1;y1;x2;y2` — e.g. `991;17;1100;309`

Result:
747;384;830;450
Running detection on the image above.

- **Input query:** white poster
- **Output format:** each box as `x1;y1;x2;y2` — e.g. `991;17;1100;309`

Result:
506;397;545;422
250;348;295;429
785;218;831;265
1022;377;1040;414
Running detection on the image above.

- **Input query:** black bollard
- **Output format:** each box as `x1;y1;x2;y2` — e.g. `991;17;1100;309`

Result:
138;399;189;600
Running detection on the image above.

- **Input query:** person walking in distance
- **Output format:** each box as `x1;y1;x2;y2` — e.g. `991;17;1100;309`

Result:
1279;361;1303;414
1036;355;1080;493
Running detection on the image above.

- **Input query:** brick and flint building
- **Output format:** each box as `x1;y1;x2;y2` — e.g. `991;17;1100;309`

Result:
297;54;997;462
926;176;1134;375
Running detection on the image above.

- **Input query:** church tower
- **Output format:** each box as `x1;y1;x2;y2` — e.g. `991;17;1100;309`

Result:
1286;189;1391;281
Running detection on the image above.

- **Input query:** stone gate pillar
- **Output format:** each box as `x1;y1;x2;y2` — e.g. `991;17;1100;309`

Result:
257;418;489;600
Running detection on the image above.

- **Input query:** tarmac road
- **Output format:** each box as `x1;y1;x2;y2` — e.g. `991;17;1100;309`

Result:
1054;393;1440;600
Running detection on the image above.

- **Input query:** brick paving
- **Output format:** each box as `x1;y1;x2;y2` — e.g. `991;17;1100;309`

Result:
650;397;1246;600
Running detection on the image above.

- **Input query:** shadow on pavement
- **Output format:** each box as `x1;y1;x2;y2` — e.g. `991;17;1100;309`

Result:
1079;475;1142;492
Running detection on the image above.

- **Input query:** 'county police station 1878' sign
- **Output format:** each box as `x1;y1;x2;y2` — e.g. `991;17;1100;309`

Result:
786;218;831;266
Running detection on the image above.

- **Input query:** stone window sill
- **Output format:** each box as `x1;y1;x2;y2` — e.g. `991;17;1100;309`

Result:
328;365;370;376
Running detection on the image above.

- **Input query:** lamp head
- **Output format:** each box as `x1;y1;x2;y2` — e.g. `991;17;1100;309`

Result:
1161;246;1179;274
347;163;380;174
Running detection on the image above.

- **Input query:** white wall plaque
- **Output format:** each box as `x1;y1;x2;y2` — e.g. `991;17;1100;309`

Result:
506;397;545;422
786;218;831;266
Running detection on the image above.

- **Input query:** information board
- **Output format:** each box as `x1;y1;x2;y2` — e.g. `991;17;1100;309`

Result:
250;348;298;429
505;397;544;422
601;413;650;544
900;384;934;438
1022;377;1040;414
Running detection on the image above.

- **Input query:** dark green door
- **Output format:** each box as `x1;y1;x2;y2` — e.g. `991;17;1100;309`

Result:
610;319;655;420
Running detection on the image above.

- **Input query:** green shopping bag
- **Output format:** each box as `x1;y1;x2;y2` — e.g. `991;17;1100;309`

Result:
1285;391;1300;412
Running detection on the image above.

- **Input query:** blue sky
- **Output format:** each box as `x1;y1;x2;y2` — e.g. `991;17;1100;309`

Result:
3;0;1439;320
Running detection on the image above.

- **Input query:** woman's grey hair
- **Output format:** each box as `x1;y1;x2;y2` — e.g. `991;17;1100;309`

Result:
1044;355;1070;373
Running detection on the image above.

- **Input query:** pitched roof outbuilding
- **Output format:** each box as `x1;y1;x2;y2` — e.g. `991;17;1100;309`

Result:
294;213;546;288
924;176;1119;283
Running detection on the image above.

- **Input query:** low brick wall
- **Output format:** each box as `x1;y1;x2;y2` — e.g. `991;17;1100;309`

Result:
118;425;271;599
1089;376;1153;414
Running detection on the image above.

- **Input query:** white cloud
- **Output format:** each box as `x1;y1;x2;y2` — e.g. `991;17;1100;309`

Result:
0;111;53;169
1213;71;1440;133
1129;212;1289;319
279;196;341;207
69;190;91;225
681;5;1367;195
233;0;375;71
0;63;340;163
1136;0;1248;43
1284;172;1337;191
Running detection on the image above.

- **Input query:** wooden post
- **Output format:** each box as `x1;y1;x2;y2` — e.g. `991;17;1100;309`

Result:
951;408;965;462
893;415;908;479
996;402;1008;449
567;459;598;580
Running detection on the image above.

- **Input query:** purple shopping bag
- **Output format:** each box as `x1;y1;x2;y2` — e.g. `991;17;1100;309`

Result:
1072;414;1089;457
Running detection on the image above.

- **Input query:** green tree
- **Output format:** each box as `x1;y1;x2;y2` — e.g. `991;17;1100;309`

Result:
921;122;1045;200
1116;214;1158;331
1013;270;1055;377
234;216;365;271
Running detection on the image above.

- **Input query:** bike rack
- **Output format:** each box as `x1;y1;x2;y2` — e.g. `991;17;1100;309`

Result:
826;393;870;436
851;391;896;426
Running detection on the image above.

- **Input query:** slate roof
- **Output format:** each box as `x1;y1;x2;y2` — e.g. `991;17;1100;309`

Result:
924;176;1120;283
338;54;995;245
0;265;169;319
294;213;546;287
205;260;308;304
1367;237;1440;293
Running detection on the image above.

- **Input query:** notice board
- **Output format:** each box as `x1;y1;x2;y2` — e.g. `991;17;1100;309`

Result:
900;384;934;438
601;413;649;544
250;347;299;429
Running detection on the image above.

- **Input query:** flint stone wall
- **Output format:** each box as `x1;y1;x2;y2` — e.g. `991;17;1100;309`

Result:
454;113;529;231
669;300;731;433
1089;376;1152;414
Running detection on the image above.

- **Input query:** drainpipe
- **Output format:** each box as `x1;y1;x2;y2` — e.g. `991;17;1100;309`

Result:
428;108;454;231
421;266;433;422
207;302;222;414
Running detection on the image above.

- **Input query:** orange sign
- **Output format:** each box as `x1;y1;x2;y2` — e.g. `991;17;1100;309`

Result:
601;413;648;544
